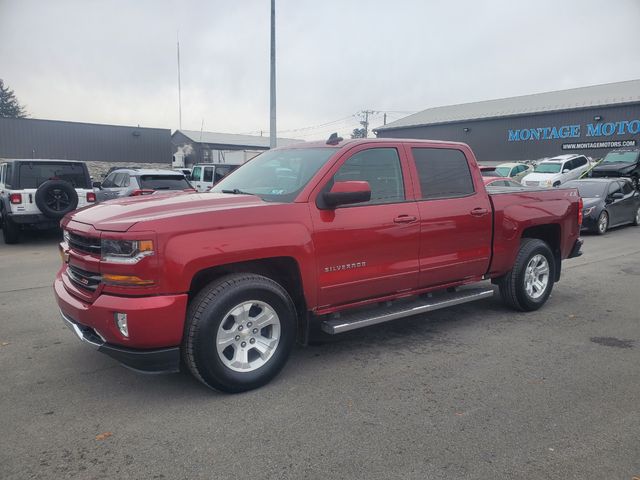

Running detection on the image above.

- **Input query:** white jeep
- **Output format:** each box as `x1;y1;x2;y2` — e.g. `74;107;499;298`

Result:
0;159;96;244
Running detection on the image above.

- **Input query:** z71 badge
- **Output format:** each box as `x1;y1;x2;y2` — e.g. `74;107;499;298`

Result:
324;261;367;273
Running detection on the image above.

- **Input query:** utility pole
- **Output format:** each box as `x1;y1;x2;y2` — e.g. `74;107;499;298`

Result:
177;32;183;130
383;113;387;125
357;110;377;138
269;0;277;148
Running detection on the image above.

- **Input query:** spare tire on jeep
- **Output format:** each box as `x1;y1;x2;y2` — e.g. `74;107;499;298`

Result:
35;180;79;219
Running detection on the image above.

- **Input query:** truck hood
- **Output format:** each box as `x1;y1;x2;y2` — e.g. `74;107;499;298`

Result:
522;172;561;183
592;162;635;174
67;192;270;232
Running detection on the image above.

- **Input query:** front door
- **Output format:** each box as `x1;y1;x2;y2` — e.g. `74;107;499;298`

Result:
309;145;420;309
407;146;492;287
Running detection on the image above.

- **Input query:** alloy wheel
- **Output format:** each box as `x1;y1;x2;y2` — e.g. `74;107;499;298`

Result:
524;254;550;300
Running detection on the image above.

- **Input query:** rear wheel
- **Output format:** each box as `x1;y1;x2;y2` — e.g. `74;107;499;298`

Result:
595;211;608;235
498;238;555;312
632;205;640;226
1;215;20;244
184;273;296;393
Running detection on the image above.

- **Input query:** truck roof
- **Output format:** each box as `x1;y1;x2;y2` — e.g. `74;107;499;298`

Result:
277;137;471;150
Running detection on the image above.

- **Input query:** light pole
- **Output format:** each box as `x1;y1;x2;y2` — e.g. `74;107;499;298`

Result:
269;0;277;148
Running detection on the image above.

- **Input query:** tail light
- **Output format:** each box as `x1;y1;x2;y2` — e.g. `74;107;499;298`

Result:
9;193;22;204
131;189;154;196
578;197;583;226
86;192;96;202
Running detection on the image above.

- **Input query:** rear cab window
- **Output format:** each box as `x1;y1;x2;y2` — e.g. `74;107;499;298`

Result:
139;175;191;190
411;148;475;199
17;162;89;189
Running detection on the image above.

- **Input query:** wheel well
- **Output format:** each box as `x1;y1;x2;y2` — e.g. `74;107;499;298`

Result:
189;257;308;340
522;224;562;281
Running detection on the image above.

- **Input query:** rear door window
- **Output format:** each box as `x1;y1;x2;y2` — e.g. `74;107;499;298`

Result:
139;175;191;190
620;180;634;195
412;148;475;199
18;162;89;189
203;167;214;183
214;165;234;183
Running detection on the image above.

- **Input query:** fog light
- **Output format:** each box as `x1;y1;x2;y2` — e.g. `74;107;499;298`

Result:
114;312;129;337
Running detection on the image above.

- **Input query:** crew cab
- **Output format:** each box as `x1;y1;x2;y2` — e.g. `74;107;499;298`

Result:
54;138;583;393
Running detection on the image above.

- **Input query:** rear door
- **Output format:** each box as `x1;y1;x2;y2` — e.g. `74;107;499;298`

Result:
309;144;420;308
407;145;492;287
616;180;636;223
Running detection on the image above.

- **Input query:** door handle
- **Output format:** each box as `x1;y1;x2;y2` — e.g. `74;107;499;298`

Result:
470;207;489;217
394;215;417;224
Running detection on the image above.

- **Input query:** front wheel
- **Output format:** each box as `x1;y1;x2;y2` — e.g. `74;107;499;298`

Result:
184;273;296;393
498;238;555;312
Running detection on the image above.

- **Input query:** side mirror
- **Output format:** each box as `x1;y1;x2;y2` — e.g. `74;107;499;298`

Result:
92;181;102;189
322;181;371;208
562;169;570;173
612;192;624;200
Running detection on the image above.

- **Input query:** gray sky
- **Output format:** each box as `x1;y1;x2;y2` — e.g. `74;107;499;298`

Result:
1;0;639;140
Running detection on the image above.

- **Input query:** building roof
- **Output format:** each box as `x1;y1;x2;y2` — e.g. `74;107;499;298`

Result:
375;79;640;132
175;130;303;148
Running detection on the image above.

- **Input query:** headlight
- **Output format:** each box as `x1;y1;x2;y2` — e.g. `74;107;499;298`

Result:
63;229;70;243
101;239;154;263
583;206;595;216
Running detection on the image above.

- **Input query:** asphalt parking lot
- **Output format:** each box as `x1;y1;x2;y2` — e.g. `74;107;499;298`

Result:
1;227;639;480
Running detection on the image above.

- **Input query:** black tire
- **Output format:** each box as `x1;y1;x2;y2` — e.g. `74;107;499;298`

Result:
1;214;20;244
184;273;296;393
35;180;78;219
498;238;555;312
594;211;608;235
632;205;640;226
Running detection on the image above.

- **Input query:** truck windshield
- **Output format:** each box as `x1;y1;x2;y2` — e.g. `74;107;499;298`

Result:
601;151;638;163
211;148;338;202
18;162;89;189
534;163;562;173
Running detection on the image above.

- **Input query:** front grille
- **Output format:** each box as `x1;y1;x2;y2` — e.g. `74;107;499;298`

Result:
67;264;101;291
68;232;101;255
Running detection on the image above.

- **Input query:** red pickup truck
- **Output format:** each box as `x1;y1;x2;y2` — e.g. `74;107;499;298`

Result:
55;138;583;392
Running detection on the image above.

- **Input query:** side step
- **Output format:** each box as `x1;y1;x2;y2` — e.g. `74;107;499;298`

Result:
320;287;494;334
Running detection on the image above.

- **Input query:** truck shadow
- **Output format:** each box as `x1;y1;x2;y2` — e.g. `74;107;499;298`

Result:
1;228;62;246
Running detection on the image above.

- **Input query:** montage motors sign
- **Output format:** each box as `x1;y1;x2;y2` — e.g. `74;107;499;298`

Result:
508;119;639;150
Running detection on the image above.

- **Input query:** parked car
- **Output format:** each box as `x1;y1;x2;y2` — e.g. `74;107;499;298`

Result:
494;162;533;183
0;159;96;244
522;154;591;187
483;177;522;188
55;137;583;393
94;168;194;201
564;178;640;234
190;163;241;192
590;147;640;190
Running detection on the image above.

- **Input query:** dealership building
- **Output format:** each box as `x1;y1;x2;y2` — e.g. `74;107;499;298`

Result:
374;79;640;162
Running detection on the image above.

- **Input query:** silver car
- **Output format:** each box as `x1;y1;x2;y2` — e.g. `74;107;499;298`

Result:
94;168;194;201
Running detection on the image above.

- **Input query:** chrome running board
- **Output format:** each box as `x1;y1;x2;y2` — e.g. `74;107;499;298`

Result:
320;287;494;334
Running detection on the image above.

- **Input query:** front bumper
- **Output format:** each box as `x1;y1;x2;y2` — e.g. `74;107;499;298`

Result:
568;238;583;258
60;309;180;373
54;272;188;373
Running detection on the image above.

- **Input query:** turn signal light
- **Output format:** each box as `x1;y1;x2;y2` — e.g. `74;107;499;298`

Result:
9;193;22;204
102;273;154;286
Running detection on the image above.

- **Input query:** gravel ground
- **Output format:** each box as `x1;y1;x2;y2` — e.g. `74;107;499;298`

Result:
0;227;638;479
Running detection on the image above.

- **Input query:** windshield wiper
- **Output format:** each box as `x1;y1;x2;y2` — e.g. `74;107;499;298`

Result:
221;189;253;195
